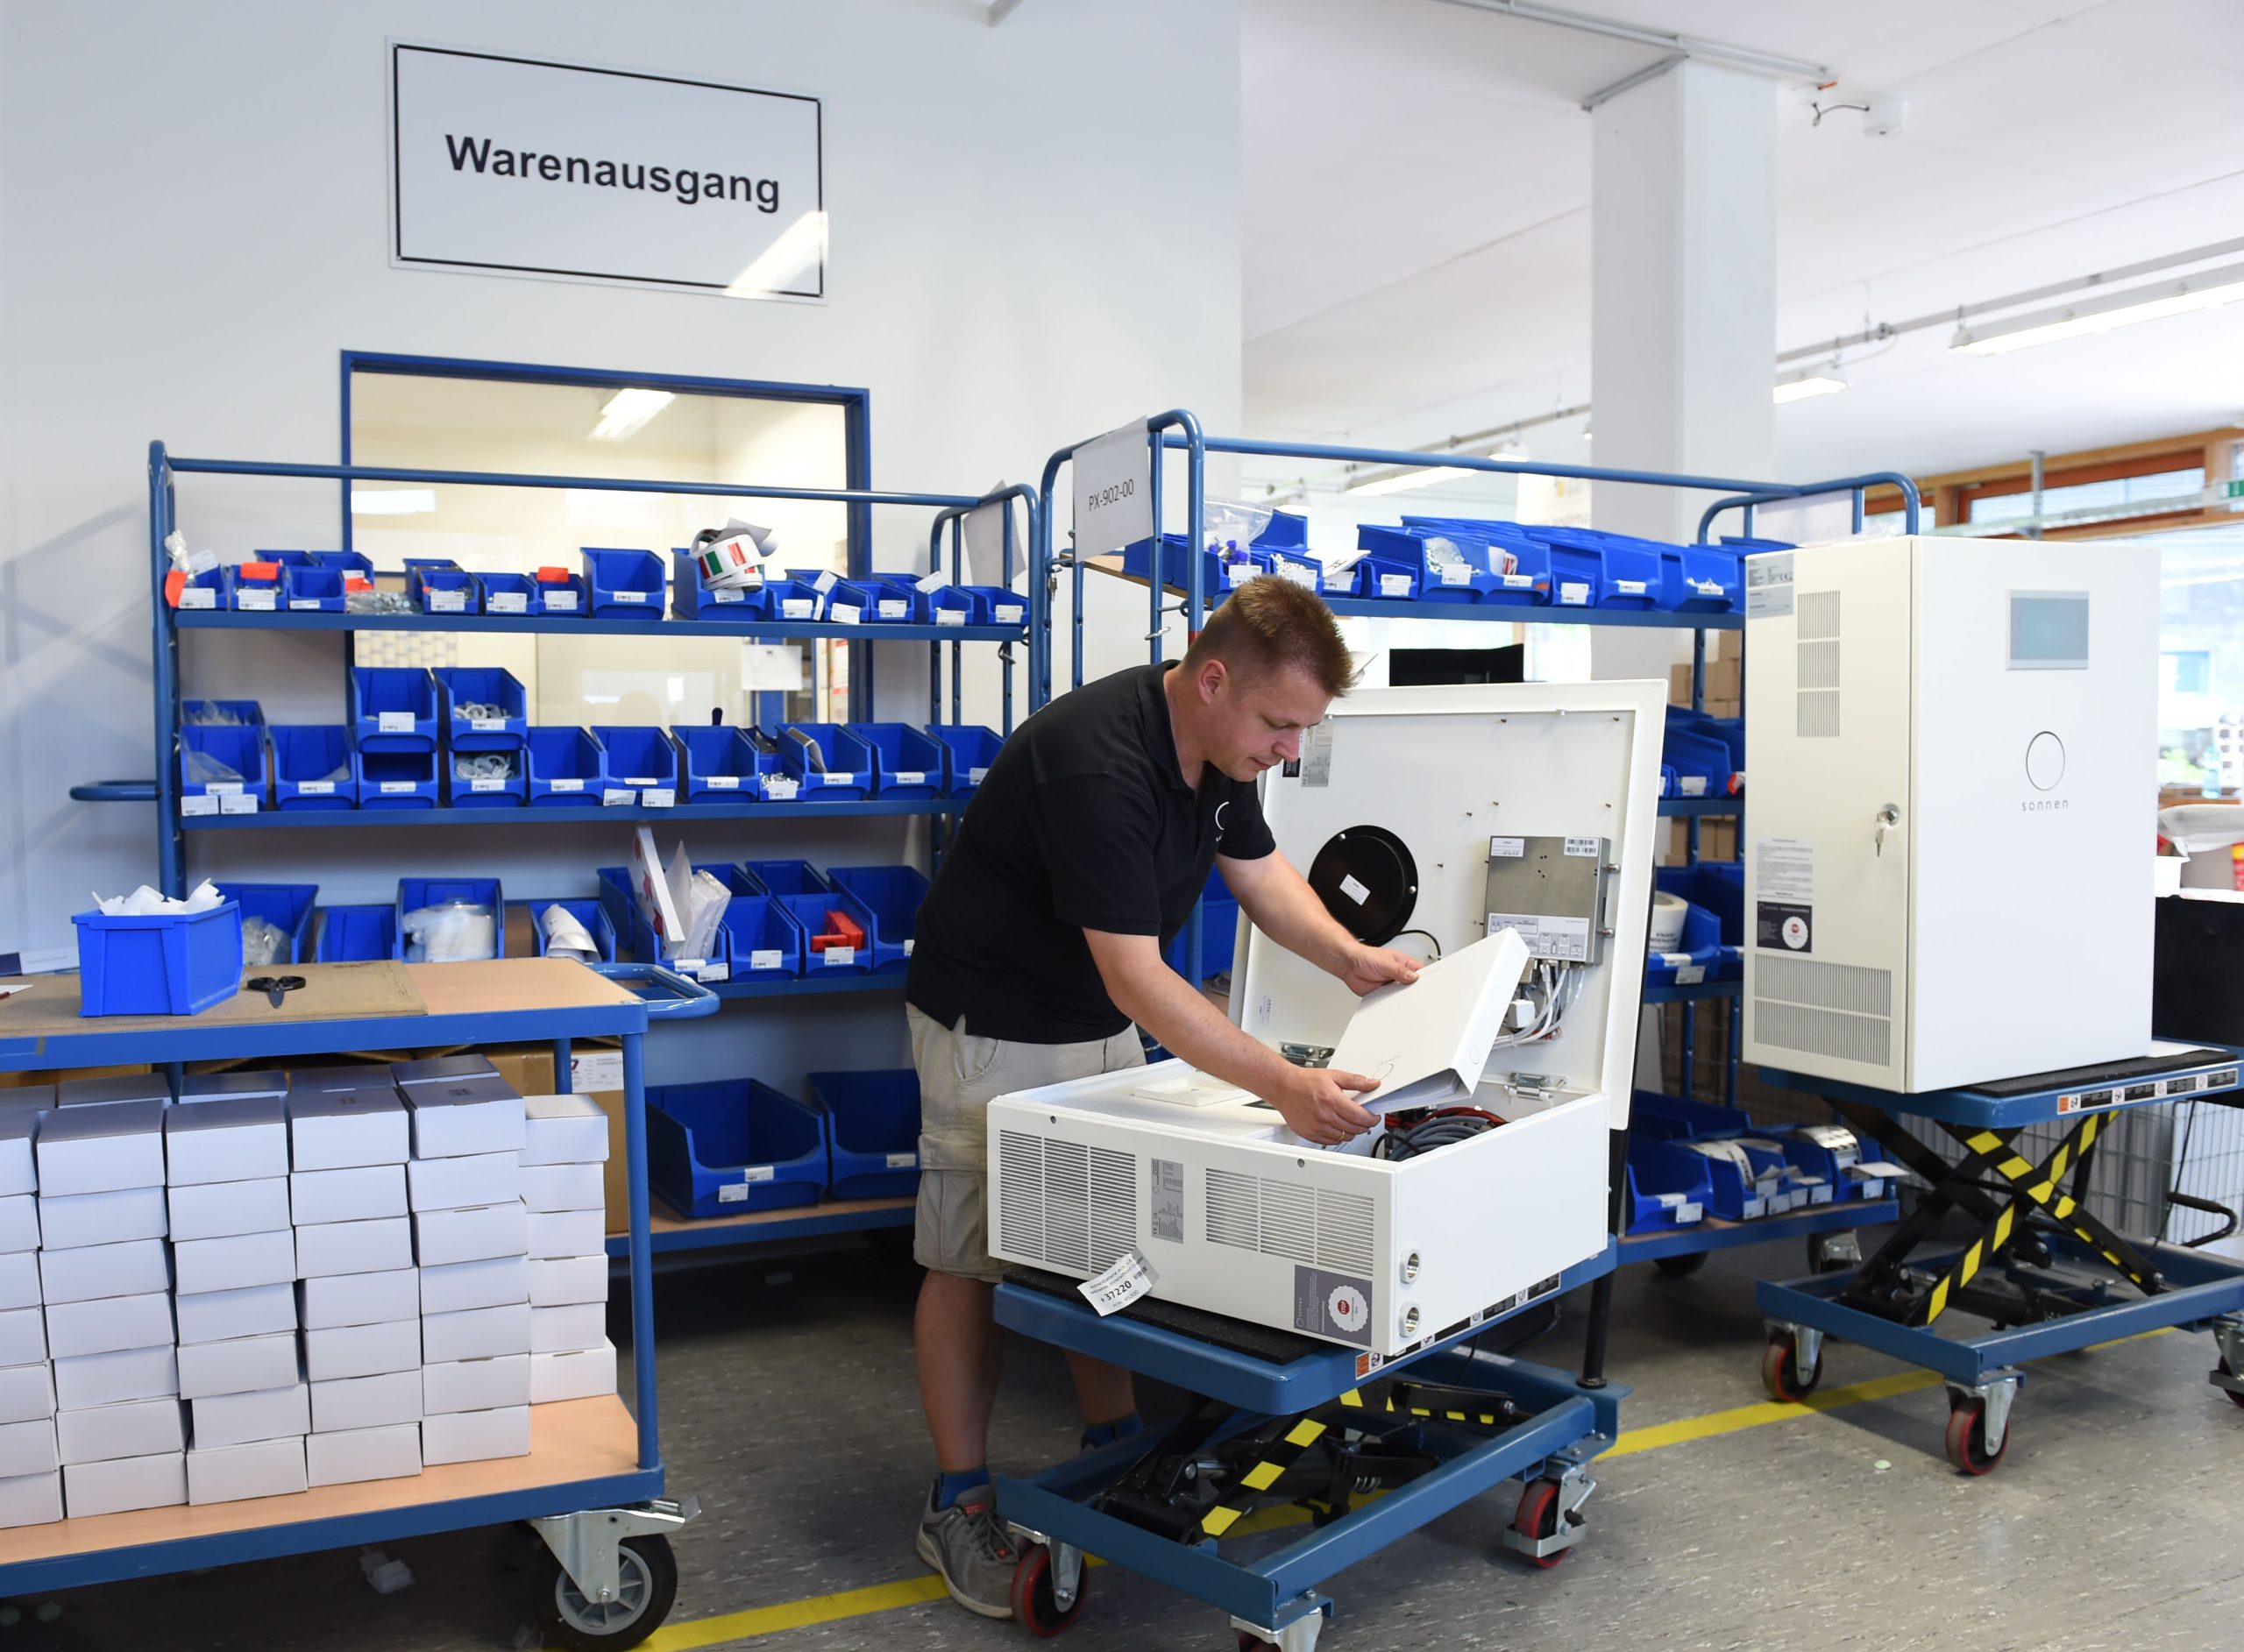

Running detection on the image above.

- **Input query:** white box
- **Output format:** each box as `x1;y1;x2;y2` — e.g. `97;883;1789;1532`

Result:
523;1094;609;1166
0;1196;37;1254
413;1202;528;1266
35;1100;167;1195
420;1256;527;1316
175;1281;296;1346
422;1405;529;1465
165;1096;288;1186
307;1422;421;1486
287;1064;397;1095
187;1435;306;1505
64;1451;185;1517
527;1257;607;1308
289;1164;406;1224
422;1303;531;1364
0;1418;56;1478
58;1074;167;1108
173;1228;295;1295
295;1216;412;1279
46;1292;173;1359
40;1237;169;1306
303;1320;418;1383
407;1151;521;1213
527;1209;606;1260
55;1397;182;1465
531;1303;607;1355
177;1332;300;1401
404;1078;526;1158
299;1268;419;1330
168;1177;290;1243
390;1054;494;1088
519;1162;602;1213
530;1340;618;1403
54;1344;175;1410
0;1308;39;1368
288;1091;409;1173
0;1471;60;1529
0;1363;53;1425
0;1251;36;1312
39;1187;167;1249
180;1070;288;1103
423;1353;529;1414
0;1108;37;1198
192;1382;309;1449
309;1369;420;1433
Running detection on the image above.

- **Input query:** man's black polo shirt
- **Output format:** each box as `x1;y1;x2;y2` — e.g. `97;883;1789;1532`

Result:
905;661;1275;1043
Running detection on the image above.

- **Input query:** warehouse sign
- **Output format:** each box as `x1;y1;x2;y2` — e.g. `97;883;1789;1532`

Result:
388;42;825;299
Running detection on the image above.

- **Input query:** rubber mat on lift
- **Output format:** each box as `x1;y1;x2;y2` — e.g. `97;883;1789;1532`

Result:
1005;1266;1324;1366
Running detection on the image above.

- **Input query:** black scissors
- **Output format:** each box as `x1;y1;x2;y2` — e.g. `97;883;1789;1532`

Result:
245;974;305;1009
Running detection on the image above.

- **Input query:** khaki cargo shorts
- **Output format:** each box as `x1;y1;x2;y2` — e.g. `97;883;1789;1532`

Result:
908;1003;1145;1284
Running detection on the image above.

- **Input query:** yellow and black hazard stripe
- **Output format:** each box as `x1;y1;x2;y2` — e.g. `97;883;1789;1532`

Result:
1196;1415;1329;1540
1337;1386;1508;1428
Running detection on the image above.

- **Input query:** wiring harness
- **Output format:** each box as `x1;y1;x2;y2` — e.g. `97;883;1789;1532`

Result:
1372;1104;1510;1161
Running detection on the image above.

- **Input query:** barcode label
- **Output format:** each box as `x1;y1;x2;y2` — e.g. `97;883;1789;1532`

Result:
1559;581;1590;605
218;793;259;814
968;766;990;784
613;590;646;603
181;794;217;816
713;588;744;604
470;717;505;732
1379;574;1412;597
763;776;799;800
471;777;504;793
822;773;856;787
380;780;415;794
892;770;927;785
289;599;322;611
1616;578;1647;595
885;1152;918;1169
749;948;783;970
640;788;675;808
377;712;414;734
877;599;908;619
1503;572;1536;588
544;591;579;611
549;777;585;792
238;590;277;610
831;604;863;625
601;788;636;806
935;610;966;627
744;1165;776;1183
782;599;814;619
707;775;740;790
489;592;528;613
179;587;217;609
1439;563;1473;585
207;782;242;796
429;591;466;612
823;947;856;967
995;604;1025;624
297;781;335;795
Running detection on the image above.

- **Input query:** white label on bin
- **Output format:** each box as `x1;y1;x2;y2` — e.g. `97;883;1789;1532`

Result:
470;717;505;732
877;599;908;619
298;781;335;796
902;938;914;957
996;603;1025;624
1339;873;1370;905
717;1183;748;1204
489;592;528;613
428;590;466;613
208;781;243;796
749;948;784;971
1078;1248;1159;1316
823;947;856;967
1658;952;1694;969
1616;578;1648;596
1223;564;1250;587
641;787;676;809
624;776;657;788
782;599;814;619
219;793;259;814
968;766;990;784
1503;572;1536;589
1489;836;1525;858
822;772;856;788
1675;962;1707;985
181;794;218;816
238;589;277;610
1675;1202;1703;1223
378;712;414;734
916;570;949;594
613;590;646;604
831;604;863;626
549;777;585;793
1559;581;1590;606
1679;776;1709;797
743;1166;776;1184
813;571;839;594
471;777;504;793
380;780;415;795
763;776;800;800
935;610;966;627
601;788;636;806
289;599;323;611
885;1152;918;1169
180;586;217;610
544;590;579;611
892;770;927;786
707;775;741;791
1379;573;1412;598
713;588;744;604
1439;563;1472;586
701;963;730;982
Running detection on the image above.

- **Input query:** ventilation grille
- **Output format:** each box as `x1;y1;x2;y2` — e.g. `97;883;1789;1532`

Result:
1204;1169;1374;1275
1755;1001;1892;1067
1796;640;1842;691
1798;591;1841;639
994;1131;1136;1273
1796;589;1840;738
1797;694;1840;737
1755;954;1893;1017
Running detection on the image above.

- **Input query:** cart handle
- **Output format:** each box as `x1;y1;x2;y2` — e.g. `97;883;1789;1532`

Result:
69;781;160;802
2166;1192;2240;1249
590;961;723;1019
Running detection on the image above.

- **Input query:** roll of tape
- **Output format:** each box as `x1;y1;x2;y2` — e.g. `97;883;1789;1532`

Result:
1648;890;1689;954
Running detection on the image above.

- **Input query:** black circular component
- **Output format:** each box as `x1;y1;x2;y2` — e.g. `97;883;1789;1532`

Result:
1307;826;1417;945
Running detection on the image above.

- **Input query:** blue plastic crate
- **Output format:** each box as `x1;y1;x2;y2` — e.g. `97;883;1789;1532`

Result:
595;865;636;953
215;882;316;967
172;566;227;612
1660;543;1742;613
281;564;348;613
928;585;1028;629
720;896;806;979
269;726;355;810
777;725;873;801
307;550;374;582
582;548;665;617
770;891;871;974
827;865;928;972
532;570;587;617
397;876;505;961
1676;1137;1785;1222
1629;1090;1751;1143
349;668;437;754
1521;527;1664;611
527;727;606;805
1623;1138;1715;1233
927;724;1003;797
672;725;769;801
407;560;480;617
358;748;440;809
741;860;830;897
1661;727;1735;800
180;724;268;812
445;749;527;809
805;1070;922;1200
1779;1125;1897;1203
866;575;930;624
315;904;397;963
225;560;288;612
647;1079;828;1217
590;727;680;805
1644;901;1722;989
820;578;885;628
73;901;244;1017
1357;524;1515;604
754;578;823;623
477;571;539;617
628;906;724;981
1163;869;1239;983
1655;862;1743;982
435;668;529;752
525;897;619;963
667;549;761;620
847;724;947;800
1665;708;1743;797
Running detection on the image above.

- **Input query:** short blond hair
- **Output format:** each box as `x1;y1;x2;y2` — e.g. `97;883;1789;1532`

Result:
1182;576;1352;697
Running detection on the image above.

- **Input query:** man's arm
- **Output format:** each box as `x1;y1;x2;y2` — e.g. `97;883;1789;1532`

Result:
1218;850;1422;996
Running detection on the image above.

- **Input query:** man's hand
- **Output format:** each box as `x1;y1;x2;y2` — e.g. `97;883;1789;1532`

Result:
1266;1064;1381;1146
1337;943;1422;997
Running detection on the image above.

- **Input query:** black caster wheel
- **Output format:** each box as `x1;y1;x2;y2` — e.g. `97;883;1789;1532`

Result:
1011;1543;1087;1636
1761;1336;1821;1403
1653;1251;1708;1279
2219;1359;2244;1410
1943;1400;2008;1476
1509;1479;1569;1570
529;1534;678;1652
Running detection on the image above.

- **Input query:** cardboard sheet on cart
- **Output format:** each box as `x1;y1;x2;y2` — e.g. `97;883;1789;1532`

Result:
0;961;428;1041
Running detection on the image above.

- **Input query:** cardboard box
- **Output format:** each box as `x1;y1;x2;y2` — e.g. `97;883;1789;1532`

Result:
531;1302;606;1355
165;1096;288;1186
64;1451;185;1517
420;1256;527;1316
176;1281;296;1346
178;1331;300;1401
307;1422;422;1486
527;1209;605;1261
179;1070;288;1103
523;1094;610;1166
286;1064;394;1094
423;1352;529;1414
0;1308;40;1369
488;1047;557;1101
46;1291;173;1359
520;1162;602;1214
36;1100;166;1196
0;1363;53;1426
391;1054;496;1089
299;1268;419;1331
530;1339;618;1404
0;1110;36;1198
40;1237;169;1306
0;1417;56;1478
169;1176;290;1243
173;1229;295;1295
58;1074;167;1108
422;1302;531;1364
422;1404;529;1465
303;1320;419;1383
39;1186;167;1250
309;1368;420;1433
53;1344;176;1410
187;1435;307;1506
55;1397;182;1465
288;1091;408;1173
0;1252;38;1313
407;1151;521;1213
295;1216;412;1279
413;1202;528;1266
404;1078;526;1159
288;1164;406;1224
578;1073;628;1230
0;1471;60;1530
192;1382;309;1449
0;1195;36;1254
528;1256;607;1308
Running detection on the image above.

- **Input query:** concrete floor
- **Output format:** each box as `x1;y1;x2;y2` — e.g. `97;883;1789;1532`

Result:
19;1229;2244;1652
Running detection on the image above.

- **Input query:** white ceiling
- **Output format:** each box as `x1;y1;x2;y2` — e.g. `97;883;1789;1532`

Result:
1240;0;2244;488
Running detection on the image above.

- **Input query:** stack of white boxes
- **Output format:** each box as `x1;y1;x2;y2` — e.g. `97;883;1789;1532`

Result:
398;1059;532;1466
522;1095;617;1401
0;1095;56;1528
289;1067;423;1489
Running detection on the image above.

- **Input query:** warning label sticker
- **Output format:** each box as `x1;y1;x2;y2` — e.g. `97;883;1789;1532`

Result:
1743;552;1795;620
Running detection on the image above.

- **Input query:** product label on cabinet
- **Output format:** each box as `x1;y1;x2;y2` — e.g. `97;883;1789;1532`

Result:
706;775;740;790
1615;578;1648;596
1743;552;1794;620
1503;572;1536;589
290;599;323;612
712;588;743;604
428;591;466;613
1487;911;1590;961
219;793;259;814
782;599;814;620
470;717;506;733
471;777;504;793
1753;837;1814;954
601;788;636;806
1558;581;1589;606
995;603;1025;625
1439;563;1473;586
549;778;584;792
298;781;335;796
830;604;862;625
1080;1248;1160;1316
613;590;646;604
1150;1159;1184;1243
891;770;927;786
640;788;675;809
380;781;415;795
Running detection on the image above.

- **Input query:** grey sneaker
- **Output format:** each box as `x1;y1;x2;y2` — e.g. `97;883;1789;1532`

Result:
914;1481;1018;1620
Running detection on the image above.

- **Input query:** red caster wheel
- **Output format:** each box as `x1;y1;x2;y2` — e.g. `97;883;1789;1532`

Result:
1011;1543;1087;1636
2219;1359;2244;1410
1236;1635;1275;1651
1944;1400;2009;1476
1761;1336;1821;1403
1509;1479;1569;1570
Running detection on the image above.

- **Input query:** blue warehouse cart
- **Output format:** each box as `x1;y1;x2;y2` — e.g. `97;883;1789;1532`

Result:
0;956;715;1649
1753;1046;2244;1474
991;1244;1623;1649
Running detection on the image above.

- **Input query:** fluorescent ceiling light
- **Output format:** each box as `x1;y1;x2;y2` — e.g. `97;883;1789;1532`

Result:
591;388;674;442
1346;464;1481;498
1951;261;2244;355
348;488;437;515
1773;366;1848;403
726;210;829;298
1484;439;1530;464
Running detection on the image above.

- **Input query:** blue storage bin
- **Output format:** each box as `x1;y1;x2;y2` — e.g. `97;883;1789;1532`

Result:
770;891;871;973
226;560;288;611
307;549;374;580
1357;524;1510;604
590;727;680;804
1662;727;1734;800
751;578;822;623
1261;546;1325;592
270;726;356;810
397;876;505;961
215;882;316;967
927;724;1003;797
628;907;723;979
741;860;830;897
582;547;666;617
819;578;884;628
435;668;529;752
647;1079;828;1217
407;560;480;616
1257;508;1310;547
1674;1137;1783;1222
173;566;227;611
866;575;929;624
777;724;873;801
532;570;587;616
672;725;768;801
181;724;268;811
183;699;265;730
846;724;946;800
806;1070;923;1200
1779;1126;1895;1204
478;571;539;616
1351;553;1420;602
527;727;606;805
1629;1090;1750;1143
315;904;397;963
445;748;527;808
73;900;243;1017
350;668;437;754
526;897;619;963
358;748;439;809
595;865;636;954
1660;543;1741;613
1644;901;1722;989
1623;1138;1715;1234
1520;527;1663;610
667;549;760;619
622;862;749;976
1656;861;1744;982
1163;869;1239;983
282;565;348;613
929;584;1029;628
827;865;928;972
721;896;806;979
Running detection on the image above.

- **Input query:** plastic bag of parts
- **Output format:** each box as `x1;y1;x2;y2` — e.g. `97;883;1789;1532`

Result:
1200;499;1275;552
401;902;497;963
94;879;224;917
241;917;289;968
345;588;415;615
184;704;246;727
453;752;519;782
183;747;244;785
